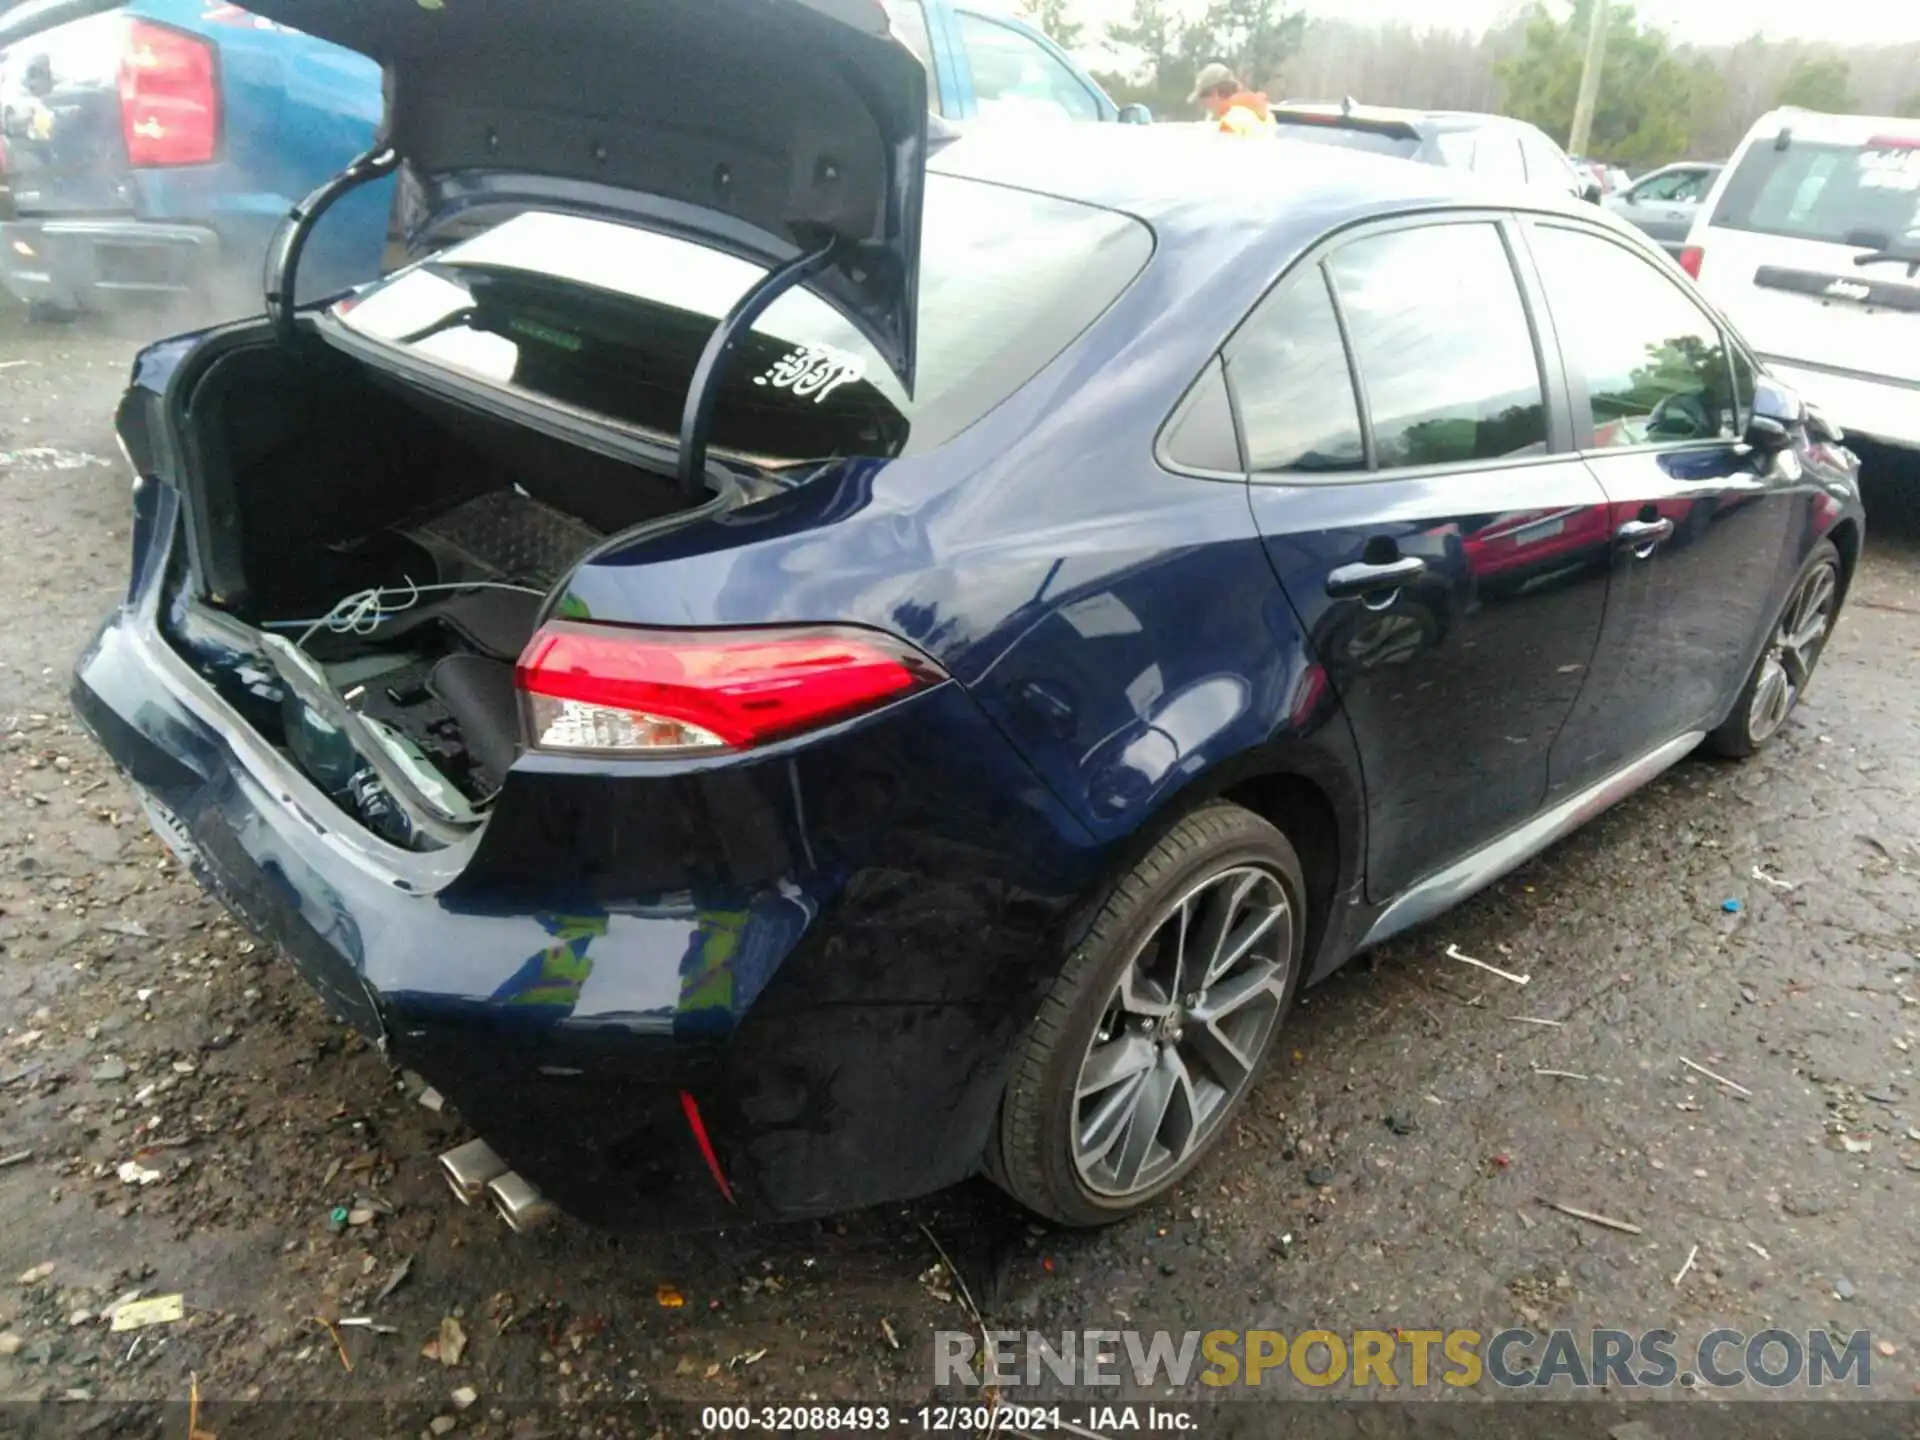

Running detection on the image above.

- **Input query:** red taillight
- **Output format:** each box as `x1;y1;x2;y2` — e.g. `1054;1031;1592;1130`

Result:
1867;134;1920;151
514;622;945;754
118;20;218;168
1679;245;1704;279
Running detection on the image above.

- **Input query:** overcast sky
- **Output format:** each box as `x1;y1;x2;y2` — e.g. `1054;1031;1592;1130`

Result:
979;0;1920;47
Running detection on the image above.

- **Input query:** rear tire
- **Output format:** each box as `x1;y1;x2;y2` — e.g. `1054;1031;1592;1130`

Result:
990;803;1306;1226
1708;539;1841;759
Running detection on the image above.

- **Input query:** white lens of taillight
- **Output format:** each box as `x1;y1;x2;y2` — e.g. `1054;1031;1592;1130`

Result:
525;694;727;754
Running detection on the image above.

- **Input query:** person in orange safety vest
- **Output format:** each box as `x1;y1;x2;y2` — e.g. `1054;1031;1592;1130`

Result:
1187;62;1275;138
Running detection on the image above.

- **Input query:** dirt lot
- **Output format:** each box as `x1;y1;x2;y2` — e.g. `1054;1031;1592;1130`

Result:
2;300;1919;1435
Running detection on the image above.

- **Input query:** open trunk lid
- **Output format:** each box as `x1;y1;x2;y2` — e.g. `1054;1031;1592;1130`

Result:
1;0;930;387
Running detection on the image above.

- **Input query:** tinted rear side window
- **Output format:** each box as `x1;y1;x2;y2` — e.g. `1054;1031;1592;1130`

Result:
333;174;1151;461
1712;137;1920;249
1228;270;1367;474
1273;121;1422;159
1326;223;1547;469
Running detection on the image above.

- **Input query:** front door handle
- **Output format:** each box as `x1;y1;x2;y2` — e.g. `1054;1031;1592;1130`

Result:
1327;555;1427;599
1615;517;1674;553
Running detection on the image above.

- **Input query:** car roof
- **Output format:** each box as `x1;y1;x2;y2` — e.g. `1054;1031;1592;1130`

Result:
1746;107;1920;145
923;125;1652;386
929;122;1572;244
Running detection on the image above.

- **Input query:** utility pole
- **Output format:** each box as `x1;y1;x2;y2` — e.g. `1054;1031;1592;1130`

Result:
1567;0;1611;157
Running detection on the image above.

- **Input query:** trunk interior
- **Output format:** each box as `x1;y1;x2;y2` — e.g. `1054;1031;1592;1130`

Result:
161;338;712;848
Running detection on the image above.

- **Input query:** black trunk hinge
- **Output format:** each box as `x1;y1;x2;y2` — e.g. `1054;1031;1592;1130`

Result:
264;144;401;349
677;236;842;500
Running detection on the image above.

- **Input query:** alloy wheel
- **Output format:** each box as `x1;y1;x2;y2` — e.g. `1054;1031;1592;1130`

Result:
1748;557;1839;744
1071;864;1292;1199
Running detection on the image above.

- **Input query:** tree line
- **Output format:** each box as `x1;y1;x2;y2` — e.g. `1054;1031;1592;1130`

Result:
1043;0;1920;166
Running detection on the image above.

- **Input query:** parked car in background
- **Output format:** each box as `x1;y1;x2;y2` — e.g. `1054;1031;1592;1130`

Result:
1271;101;1600;202
1571;157;1633;197
1683;107;1920;462
0;0;1138;321
1606;160;1723;255
0;0;389;318
881;0;1147;124
5;0;1860;1234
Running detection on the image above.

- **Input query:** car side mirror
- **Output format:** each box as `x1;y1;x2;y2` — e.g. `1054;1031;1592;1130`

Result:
1744;415;1794;453
1750;373;1806;435
1581;180;1603;204
1118;103;1152;125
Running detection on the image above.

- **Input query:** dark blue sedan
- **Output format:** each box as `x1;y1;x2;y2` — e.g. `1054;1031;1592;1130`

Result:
11;0;1862;1230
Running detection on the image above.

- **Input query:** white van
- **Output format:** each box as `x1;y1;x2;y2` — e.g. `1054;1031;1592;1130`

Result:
1682;108;1920;454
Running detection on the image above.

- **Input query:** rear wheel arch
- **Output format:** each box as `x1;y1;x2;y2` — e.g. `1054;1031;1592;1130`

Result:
1081;749;1361;979
1826;517;1861;601
1215;770;1346;974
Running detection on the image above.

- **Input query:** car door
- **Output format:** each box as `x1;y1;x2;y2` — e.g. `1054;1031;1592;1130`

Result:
1237;215;1614;901
949;7;1104;123
1521;219;1798;798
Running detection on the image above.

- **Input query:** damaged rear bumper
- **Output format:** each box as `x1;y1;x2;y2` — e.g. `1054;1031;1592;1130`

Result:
71;503;1097;1230
72;601;820;1228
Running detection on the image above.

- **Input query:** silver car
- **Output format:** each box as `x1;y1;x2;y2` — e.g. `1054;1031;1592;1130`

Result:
1606;161;1723;255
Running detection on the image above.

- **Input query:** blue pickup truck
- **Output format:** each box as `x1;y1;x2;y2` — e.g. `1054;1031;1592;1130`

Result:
0;0;1140;319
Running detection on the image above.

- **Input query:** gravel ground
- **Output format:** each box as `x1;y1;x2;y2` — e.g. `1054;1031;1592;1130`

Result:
2;300;1918;1435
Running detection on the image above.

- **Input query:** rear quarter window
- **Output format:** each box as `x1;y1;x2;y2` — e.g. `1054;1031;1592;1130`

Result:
1711;137;1920;249
332;175;1151;462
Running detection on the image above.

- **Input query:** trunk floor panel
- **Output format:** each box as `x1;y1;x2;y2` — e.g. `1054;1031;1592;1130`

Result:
407;488;604;590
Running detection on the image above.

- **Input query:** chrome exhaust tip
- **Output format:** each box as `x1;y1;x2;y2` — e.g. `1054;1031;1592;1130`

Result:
438;1138;508;1206
487;1171;557;1233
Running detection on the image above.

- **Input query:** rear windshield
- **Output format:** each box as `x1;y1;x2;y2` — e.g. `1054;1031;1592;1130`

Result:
1273;120;1421;159
330;174;1151;463
1711;137;1920;250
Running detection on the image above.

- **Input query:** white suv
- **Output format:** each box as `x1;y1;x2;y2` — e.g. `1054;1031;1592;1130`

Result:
1682;107;1920;455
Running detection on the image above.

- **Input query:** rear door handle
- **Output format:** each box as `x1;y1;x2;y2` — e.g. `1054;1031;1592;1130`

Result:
1327;555;1427;598
1615;517;1674;552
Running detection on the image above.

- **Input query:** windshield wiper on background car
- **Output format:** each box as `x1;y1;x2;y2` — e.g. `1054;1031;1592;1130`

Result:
1854;248;1920;279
